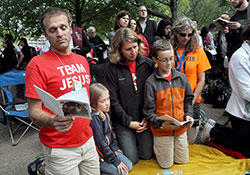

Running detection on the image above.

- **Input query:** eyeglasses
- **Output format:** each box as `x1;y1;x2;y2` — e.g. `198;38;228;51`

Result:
157;57;174;63
139;10;147;12
178;32;193;37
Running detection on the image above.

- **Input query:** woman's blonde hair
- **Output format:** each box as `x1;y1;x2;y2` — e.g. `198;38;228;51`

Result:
89;83;109;120
171;16;199;53
109;27;145;64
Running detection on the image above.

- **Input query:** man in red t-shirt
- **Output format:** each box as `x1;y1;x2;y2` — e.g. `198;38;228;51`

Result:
25;7;99;175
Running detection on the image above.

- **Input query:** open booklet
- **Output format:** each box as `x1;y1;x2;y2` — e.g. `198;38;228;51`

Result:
157;114;196;126
213;17;231;25
34;85;91;119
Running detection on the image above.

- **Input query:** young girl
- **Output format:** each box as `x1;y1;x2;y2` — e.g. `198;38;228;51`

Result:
90;83;133;175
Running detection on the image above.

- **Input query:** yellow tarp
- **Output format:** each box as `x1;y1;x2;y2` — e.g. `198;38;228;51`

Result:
130;144;250;175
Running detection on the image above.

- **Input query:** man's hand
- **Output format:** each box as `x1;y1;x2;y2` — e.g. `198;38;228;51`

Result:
53;115;74;133
227;21;241;30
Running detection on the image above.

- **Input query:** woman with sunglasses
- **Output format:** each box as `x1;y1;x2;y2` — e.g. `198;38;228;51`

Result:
171;16;211;144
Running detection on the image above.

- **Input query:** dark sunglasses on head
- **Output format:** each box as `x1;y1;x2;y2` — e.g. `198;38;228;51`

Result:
179;32;193;37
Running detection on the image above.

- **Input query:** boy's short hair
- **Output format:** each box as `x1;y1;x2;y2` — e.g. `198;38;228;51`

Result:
151;39;173;58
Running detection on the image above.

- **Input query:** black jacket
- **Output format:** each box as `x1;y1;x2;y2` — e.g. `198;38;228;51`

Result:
89;36;107;63
105;56;155;127
137;19;158;47
90;112;120;166
226;5;250;59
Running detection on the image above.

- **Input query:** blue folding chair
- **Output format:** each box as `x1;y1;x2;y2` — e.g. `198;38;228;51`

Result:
0;70;40;146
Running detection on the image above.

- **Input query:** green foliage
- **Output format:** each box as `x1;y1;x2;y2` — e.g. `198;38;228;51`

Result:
0;0;55;41
0;0;238;43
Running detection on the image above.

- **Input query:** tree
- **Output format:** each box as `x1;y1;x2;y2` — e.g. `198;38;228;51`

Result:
0;0;235;42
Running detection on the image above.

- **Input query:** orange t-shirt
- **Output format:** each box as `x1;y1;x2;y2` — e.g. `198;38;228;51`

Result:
174;46;211;103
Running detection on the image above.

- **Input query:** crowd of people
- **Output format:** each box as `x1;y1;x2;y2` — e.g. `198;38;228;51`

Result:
1;0;250;174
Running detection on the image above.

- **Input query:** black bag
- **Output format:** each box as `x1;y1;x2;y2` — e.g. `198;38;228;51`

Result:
213;81;231;108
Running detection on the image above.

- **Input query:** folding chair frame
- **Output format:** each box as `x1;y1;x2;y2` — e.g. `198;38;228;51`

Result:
0;70;40;146
0;105;39;146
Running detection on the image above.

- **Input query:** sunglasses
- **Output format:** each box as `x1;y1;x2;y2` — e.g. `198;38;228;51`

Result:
178;32;193;37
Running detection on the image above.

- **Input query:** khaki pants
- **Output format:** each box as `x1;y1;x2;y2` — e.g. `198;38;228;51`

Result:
153;132;189;169
42;136;100;175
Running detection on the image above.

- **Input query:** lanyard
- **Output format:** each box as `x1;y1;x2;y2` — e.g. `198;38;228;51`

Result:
176;48;186;71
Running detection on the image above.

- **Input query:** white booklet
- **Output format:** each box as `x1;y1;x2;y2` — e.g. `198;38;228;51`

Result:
34;85;91;119
157;114;193;126
213;17;231;25
207;49;217;56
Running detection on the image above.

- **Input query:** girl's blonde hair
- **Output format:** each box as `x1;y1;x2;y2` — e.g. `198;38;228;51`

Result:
89;83;109;120
171;16;199;53
109;27;145;64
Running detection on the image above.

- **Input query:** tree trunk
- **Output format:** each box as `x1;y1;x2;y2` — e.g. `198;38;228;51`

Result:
170;0;178;22
74;0;85;27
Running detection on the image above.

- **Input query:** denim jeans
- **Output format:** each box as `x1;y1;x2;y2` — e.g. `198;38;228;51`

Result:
114;123;153;164
100;152;133;175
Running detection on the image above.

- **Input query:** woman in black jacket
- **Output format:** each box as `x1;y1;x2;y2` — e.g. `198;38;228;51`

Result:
1;40;17;74
18;37;32;69
105;27;155;164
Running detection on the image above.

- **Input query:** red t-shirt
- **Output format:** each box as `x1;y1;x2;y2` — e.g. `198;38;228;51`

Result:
125;60;137;92
25;50;92;148
164;72;172;81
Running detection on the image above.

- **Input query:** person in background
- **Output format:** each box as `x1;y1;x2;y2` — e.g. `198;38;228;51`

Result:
0;39;17;74
130;18;150;57
143;39;194;168
109;10;131;49
154;19;172;41
226;0;249;60
90;83;133;175
201;26;217;66
201;25;250;158
215;13;230;74
200;27;212;51
18;37;32;69
25;7;99;175
171;16;211;144
71;25;91;57
193;20;203;48
137;5;157;47
4;34;24;69
87;26;107;63
207;23;217;51
105;27;154;164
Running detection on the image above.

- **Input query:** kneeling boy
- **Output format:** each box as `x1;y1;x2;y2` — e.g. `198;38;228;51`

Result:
143;39;194;168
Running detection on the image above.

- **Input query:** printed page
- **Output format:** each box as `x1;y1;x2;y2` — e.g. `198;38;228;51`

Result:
34;85;64;116
158;114;192;126
34;86;91;119
214;17;230;25
57;88;91;119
